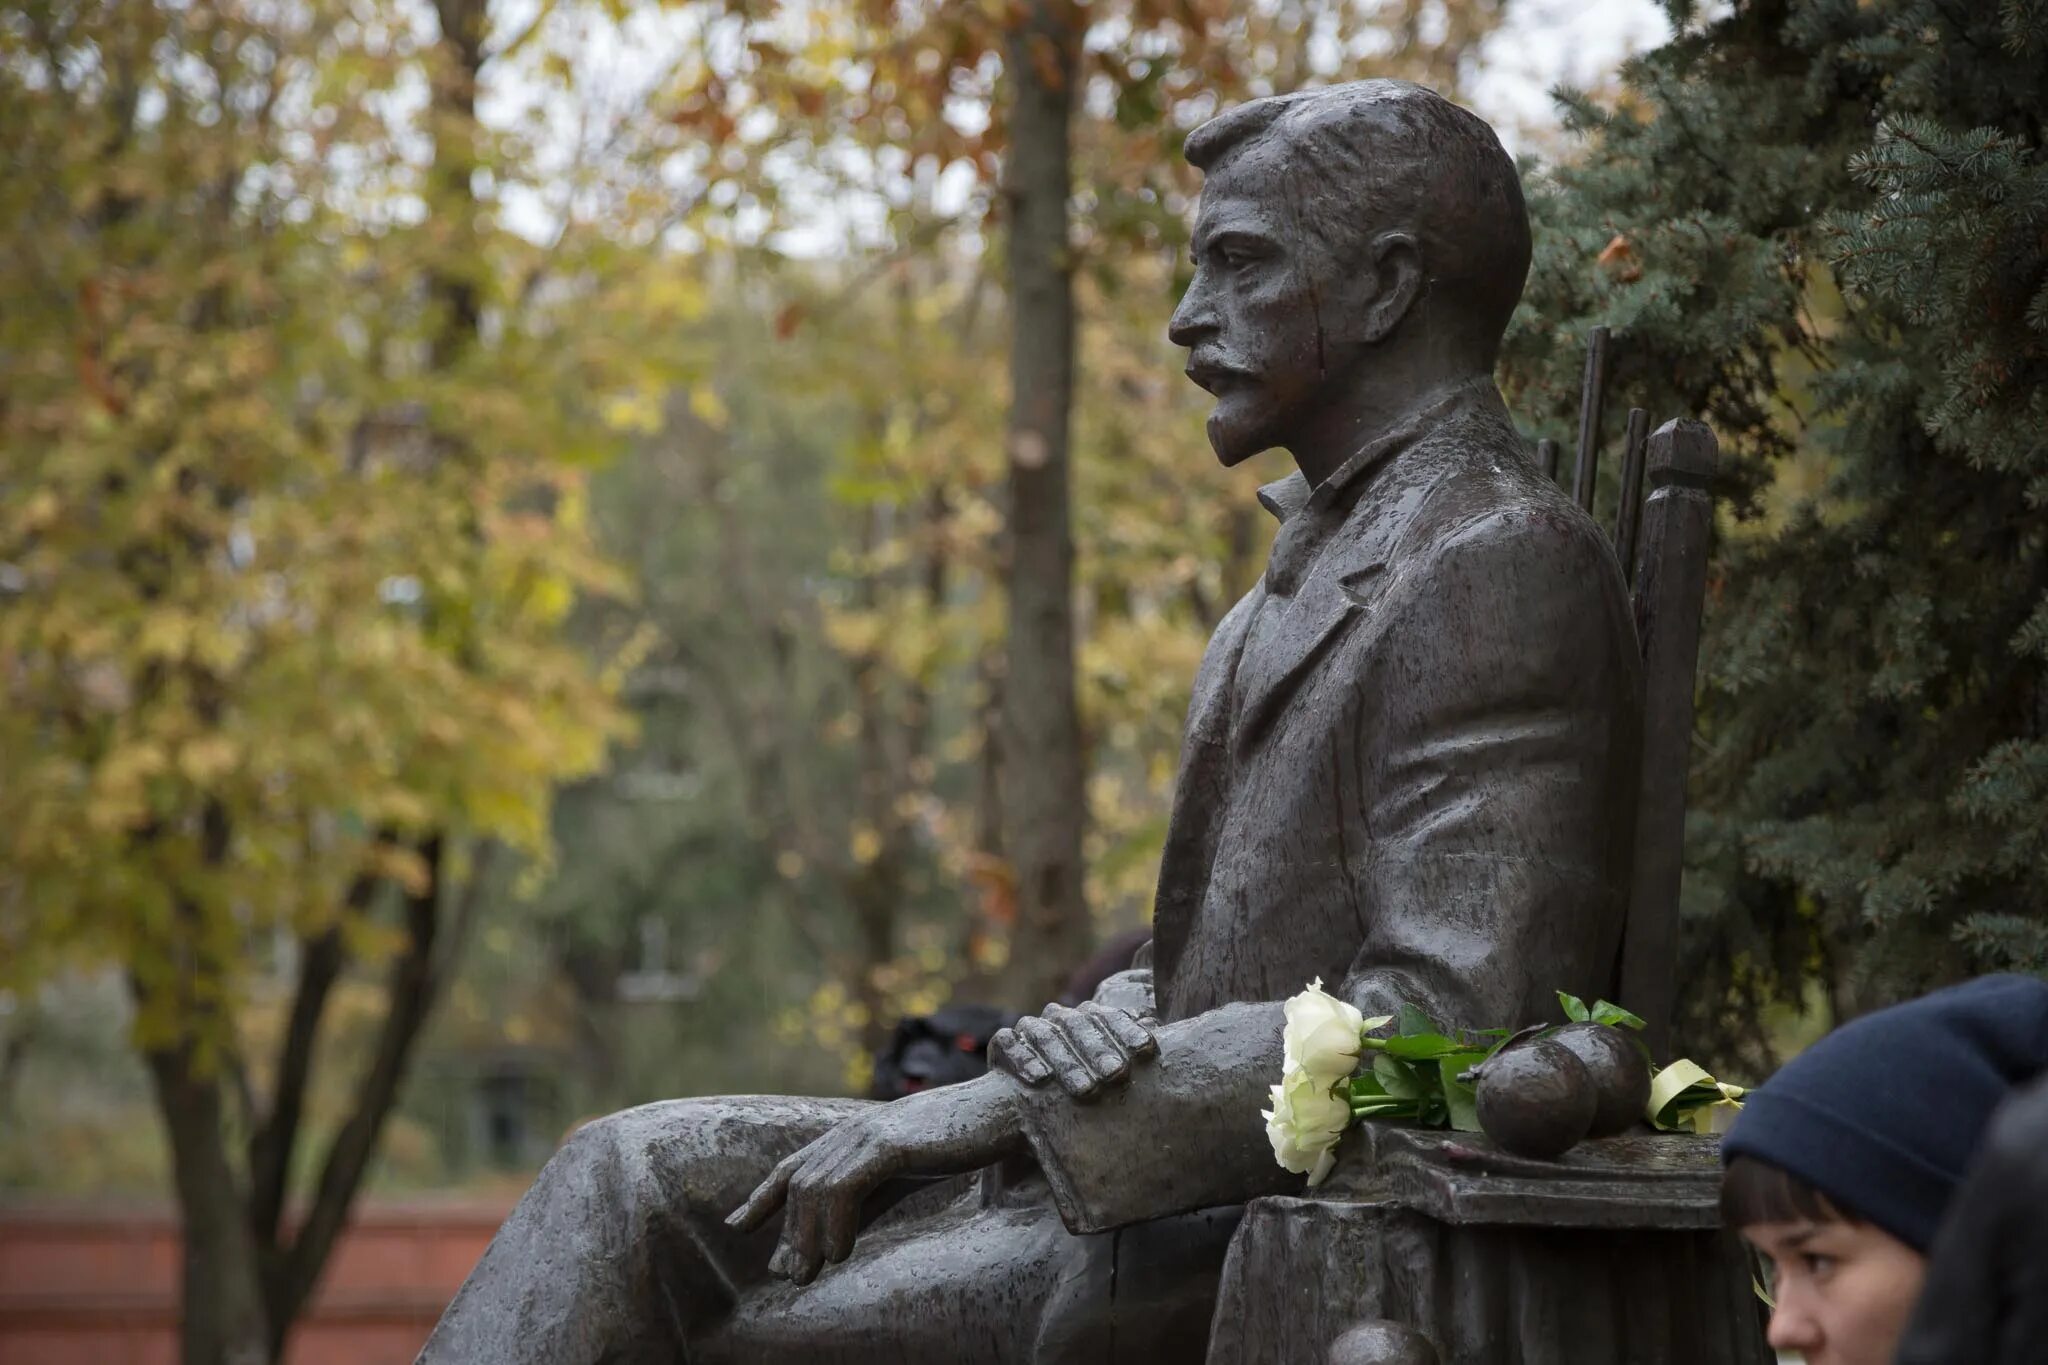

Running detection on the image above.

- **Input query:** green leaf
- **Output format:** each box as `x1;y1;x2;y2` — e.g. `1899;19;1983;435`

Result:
1380;1031;1466;1060
1373;1053;1426;1100
1483;1022;1550;1060
1439;1051;1489;1132
1348;1072;1389;1100
1748;1245;1776;1309
1590;999;1648;1031
1556;990;1591;1023
1647;1058;1714;1125
1397;1002;1436;1037
1688;1098;1745;1135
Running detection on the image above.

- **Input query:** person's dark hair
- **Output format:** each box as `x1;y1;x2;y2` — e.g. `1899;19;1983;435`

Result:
1721;1154;1865;1230
1182;80;1531;364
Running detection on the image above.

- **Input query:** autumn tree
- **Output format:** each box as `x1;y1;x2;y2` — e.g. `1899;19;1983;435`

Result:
0;0;688;1358
642;0;1521;1034
383;0;1528;1102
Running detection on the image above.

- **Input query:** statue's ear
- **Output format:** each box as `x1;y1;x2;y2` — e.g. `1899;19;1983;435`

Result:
1355;230;1423;344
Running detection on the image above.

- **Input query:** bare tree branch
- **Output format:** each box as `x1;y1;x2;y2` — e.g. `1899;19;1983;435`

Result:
266;836;447;1350
245;920;345;1250
432;837;497;985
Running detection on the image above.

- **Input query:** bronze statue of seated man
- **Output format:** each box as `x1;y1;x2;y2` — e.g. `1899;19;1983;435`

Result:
417;79;1641;1365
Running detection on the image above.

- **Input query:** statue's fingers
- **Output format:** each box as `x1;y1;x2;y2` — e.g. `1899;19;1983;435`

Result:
989;1026;1052;1086
1093;1003;1160;1058
1066;1007;1133;1086
1018;1013;1097;1098
820;1154;875;1267
781;1168;827;1286
726;1152;800;1231
821;1191;859;1268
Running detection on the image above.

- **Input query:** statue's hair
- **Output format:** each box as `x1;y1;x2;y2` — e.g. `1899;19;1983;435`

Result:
1184;81;1531;360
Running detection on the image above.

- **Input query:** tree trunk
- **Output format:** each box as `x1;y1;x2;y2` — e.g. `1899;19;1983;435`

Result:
263;840;449;1359
145;1035;268;1365
848;502;901;1056
428;0;485;366
250;0;486;1354
997;0;1091;1010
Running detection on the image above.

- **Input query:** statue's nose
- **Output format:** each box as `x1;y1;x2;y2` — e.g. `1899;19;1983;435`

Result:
1168;284;1218;349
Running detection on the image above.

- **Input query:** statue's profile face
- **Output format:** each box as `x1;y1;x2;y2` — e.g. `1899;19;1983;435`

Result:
1168;145;1364;466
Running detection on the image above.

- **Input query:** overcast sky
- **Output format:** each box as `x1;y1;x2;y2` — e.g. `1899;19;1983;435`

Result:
1468;0;1673;152
489;0;1677;249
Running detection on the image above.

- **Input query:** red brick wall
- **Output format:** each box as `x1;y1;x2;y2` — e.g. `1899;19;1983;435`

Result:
0;1200;512;1365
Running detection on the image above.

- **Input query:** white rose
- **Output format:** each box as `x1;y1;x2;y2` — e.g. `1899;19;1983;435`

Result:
1263;1066;1352;1187
1282;977;1366;1084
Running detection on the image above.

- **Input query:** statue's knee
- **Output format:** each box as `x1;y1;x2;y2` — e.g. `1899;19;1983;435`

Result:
538;1101;699;1200
536;1110;636;1203
544;1098;805;1214
1328;1321;1440;1365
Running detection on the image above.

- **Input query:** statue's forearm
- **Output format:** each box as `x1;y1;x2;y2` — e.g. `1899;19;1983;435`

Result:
1009;1000;1291;1235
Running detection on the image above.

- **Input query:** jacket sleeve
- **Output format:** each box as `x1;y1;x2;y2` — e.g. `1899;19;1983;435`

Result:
1009;1000;1296;1235
1012;508;1638;1234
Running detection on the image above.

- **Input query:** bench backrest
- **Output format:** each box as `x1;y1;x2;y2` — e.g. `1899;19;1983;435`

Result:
1547;332;1721;1059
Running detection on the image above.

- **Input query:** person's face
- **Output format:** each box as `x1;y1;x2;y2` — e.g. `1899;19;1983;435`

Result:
1743;1218;1927;1365
1167;147;1347;466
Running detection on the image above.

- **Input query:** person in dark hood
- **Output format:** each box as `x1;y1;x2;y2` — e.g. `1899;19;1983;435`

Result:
1891;1067;2048;1364
868;1004;1021;1101
1718;974;2048;1365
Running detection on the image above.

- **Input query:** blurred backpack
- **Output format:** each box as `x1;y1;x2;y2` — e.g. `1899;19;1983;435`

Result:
868;1003;1021;1101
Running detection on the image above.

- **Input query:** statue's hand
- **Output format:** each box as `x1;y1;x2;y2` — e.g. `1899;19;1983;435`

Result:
725;1077;1024;1286
1089;966;1155;1018
989;1000;1159;1100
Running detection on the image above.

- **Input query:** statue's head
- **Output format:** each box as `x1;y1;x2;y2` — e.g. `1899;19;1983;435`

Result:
1169;80;1530;466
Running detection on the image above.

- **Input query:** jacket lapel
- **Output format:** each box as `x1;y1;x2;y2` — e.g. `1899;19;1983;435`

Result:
1229;437;1471;747
1229;570;1368;747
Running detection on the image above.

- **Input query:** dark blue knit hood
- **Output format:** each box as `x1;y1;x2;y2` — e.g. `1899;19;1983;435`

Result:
1722;973;2048;1252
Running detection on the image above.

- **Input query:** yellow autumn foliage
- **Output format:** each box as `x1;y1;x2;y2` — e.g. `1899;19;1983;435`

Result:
0;0;673;1061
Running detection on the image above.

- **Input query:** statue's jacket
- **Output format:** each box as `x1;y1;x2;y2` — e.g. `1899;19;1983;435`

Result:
1011;379;1643;1236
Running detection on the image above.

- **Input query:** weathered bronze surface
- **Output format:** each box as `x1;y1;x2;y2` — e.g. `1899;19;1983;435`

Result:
1207;1129;1770;1365
417;80;1646;1365
1618;420;1719;1060
1549;1022;1654;1139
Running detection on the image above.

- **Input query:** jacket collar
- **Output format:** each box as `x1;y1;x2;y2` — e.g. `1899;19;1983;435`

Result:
1254;376;1501;525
